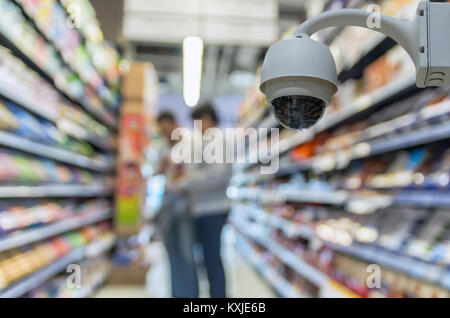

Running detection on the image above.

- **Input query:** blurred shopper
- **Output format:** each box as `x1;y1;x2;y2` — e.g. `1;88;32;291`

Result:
178;103;232;298
156;112;198;298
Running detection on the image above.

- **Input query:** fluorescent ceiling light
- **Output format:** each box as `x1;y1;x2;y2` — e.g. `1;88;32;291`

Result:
183;36;203;107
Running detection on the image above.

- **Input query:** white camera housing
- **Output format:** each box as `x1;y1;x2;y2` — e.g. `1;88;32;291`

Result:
260;36;338;129
260;1;450;130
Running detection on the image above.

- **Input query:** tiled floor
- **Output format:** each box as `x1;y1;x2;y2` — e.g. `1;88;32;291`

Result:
94;286;151;298
94;226;275;298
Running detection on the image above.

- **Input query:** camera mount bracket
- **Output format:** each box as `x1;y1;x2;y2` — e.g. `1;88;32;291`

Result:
292;1;450;88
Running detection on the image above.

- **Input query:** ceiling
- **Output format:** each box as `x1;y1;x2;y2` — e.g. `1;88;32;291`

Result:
91;0;309;99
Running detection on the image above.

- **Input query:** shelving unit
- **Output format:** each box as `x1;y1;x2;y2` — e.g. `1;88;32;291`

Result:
231;216;360;298
0;32;115;130
0;236;115;298
0;184;112;198
234;232;306;298
0;81;114;152
0;80;56;123
234;203;450;291
0;210;111;252
393;190;450;207
234;187;348;205
235;185;450;210
20;0;117;129
0;247;85;298
232;0;450;298
0;131;112;172
0;0;121;298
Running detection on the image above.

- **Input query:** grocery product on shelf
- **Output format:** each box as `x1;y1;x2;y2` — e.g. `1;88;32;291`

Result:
0;199;110;235
0;45;113;146
230;204;450;298
0;222;111;291
329;251;449;298
0;0;118;126
0;148;108;185
0;102;19;131
0;98;100;157
0;0;61;77
16;0;118;108
25;256;111;298
59;0;121;90
234;231;315;298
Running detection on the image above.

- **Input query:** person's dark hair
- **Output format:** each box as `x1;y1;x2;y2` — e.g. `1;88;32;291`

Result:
190;102;219;124
157;111;176;123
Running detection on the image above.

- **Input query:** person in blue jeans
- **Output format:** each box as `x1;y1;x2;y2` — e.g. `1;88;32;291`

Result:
177;102;232;298
195;213;228;297
161;206;198;297
156;112;198;297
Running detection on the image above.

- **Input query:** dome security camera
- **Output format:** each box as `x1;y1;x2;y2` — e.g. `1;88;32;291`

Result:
260;1;450;130
260;36;338;130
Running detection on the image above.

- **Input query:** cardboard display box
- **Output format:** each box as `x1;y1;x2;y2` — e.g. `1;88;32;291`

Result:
122;62;158;102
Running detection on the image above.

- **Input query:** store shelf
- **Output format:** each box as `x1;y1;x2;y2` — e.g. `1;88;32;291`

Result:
0;0;119;301
0;236;115;298
232;219;357;297
276;159;313;176
235;203;450;291
0;210;112;252
0;131;112;172
315;75;417;133
0;82;114;152
312;118;450;174
236;184;450;211
279;118;450;175
238;114;450;186
235;187;347;205
11;0;114;107
234;223;326;286
234;160;313;185
327;242;450;290
0;15;116;129
0;32;51;85
75;269;111;298
0;184;112;198
0;81;55;122
393;190;450;208
0;247;85;298
338;35;397;82
234;233;305;298
55;0;118;102
356;120;450;158
237;203;314;239
258;265;305;298
234;204;310;238
85;234;117;259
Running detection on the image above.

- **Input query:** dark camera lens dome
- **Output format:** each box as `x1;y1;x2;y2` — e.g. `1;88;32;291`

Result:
271;95;326;130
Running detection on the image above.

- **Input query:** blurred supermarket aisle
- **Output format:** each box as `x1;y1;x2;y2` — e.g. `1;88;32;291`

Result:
1;0;450;300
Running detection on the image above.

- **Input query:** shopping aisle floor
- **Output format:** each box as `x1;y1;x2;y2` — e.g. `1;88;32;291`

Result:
95;226;275;298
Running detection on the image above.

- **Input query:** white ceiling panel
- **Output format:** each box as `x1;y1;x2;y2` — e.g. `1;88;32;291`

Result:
125;0;277;19
123;0;278;45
